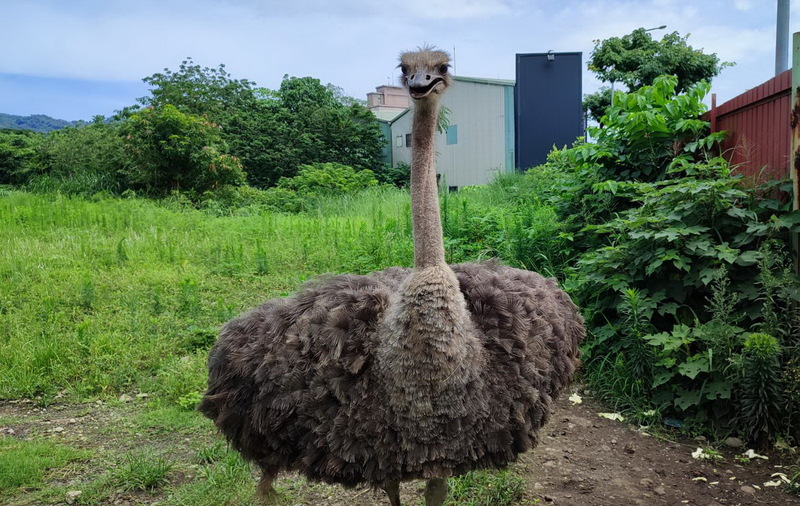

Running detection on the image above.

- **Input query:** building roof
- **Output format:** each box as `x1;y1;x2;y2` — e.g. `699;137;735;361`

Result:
372;109;409;123
453;75;515;87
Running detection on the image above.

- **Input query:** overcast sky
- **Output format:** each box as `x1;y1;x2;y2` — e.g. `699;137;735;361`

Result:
1;0;797;121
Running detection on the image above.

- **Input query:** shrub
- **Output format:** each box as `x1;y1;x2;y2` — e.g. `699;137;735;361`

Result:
731;333;784;444
374;162;411;188
0;129;43;185
30;119;127;194
276;162;377;196
542;75;800;441
121;105;245;195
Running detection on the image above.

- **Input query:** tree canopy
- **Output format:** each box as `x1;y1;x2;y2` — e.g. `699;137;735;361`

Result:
584;28;730;122
136;58;258;124
134;61;384;189
4;58;386;197
121;105;245;195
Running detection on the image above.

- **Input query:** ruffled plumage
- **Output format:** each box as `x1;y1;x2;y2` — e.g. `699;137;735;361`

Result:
199;260;583;487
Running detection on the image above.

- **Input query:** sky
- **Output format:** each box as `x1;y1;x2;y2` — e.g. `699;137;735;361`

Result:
0;0;797;121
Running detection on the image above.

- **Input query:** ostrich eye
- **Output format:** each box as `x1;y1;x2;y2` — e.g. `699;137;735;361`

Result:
439;64;448;74
400;65;409;75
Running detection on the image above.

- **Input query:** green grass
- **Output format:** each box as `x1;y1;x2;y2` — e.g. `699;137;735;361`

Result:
0;184;559;405
444;470;526;506
0;190;416;402
112;450;174;491
0;438;91;490
163;448;258;505
0;184;558;504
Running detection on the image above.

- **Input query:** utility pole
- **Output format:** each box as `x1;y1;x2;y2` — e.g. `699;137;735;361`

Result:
777;0;790;75
791;32;800;272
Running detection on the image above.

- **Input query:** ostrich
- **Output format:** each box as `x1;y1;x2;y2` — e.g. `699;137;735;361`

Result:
199;46;584;506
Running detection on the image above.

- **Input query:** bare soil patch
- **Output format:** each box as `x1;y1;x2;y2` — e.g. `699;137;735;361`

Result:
516;395;800;506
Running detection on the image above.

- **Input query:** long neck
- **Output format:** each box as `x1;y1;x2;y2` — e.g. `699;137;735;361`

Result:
410;98;446;268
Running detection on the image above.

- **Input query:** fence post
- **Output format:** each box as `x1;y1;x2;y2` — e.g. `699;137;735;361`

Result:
709;93;717;133
792;32;800;272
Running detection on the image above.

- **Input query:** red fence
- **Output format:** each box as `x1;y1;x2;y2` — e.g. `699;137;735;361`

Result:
707;69;791;183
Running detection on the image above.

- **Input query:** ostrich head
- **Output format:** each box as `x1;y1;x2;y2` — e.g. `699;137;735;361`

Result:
399;46;452;100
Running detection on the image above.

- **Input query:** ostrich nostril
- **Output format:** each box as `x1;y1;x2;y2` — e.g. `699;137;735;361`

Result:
410;74;415;80
426;75;431;80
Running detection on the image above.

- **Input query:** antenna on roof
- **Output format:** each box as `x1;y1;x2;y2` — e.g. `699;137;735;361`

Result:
453;46;457;75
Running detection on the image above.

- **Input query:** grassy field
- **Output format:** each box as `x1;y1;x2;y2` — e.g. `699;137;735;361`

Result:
0;183;544;505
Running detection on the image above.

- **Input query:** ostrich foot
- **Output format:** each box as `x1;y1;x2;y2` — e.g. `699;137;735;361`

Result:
382;481;401;506
424;477;447;506
257;468;278;505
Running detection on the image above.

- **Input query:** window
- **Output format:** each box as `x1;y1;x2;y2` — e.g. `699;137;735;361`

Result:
448;186;459;192
405;134;412;147
446;125;458;145
395;135;403;147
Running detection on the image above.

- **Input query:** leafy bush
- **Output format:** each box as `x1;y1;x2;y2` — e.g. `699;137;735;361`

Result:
29;119;127;194
542;75;800;441
732;333;784;444
277;162;377;196
223;162;381;213
374;162;411;188
0;129;43;185
121;105;245;195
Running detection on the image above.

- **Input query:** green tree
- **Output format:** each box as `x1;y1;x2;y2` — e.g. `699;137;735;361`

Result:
134;61;385;190
0;129;43;184
136;58;258;124
233;76;384;188
121;105;245;195
31;118;127;192
584;28;730;122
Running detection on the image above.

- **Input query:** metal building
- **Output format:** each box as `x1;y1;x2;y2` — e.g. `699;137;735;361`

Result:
386;76;515;189
515;52;583;169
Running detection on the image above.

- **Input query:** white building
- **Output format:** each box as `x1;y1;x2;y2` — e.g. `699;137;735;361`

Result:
369;76;516;189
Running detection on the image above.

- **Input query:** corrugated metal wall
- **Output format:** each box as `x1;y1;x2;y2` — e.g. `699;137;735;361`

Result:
709;70;791;183
390;77;515;188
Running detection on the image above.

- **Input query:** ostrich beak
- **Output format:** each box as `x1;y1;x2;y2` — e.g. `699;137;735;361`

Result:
407;73;446;99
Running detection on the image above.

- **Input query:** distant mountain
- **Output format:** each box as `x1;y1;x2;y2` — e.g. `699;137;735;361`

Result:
0;113;77;132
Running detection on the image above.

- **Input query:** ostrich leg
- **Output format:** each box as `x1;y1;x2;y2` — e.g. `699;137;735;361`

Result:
424;478;448;506
257;467;278;505
382;481;401;506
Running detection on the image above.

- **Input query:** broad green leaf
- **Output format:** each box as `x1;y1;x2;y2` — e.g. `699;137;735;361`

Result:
652;370;674;388
675;389;702;411
734;250;759;266
704;380;732;400
677;355;709;379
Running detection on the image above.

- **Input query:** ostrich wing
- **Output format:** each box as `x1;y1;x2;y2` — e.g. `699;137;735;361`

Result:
450;261;584;454
200;270;404;485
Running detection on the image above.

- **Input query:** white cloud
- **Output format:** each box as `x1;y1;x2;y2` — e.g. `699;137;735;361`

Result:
403;0;511;19
1;0;798;117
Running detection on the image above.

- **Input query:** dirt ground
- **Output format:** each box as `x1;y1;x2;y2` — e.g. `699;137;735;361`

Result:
2;394;799;505
511;395;800;506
